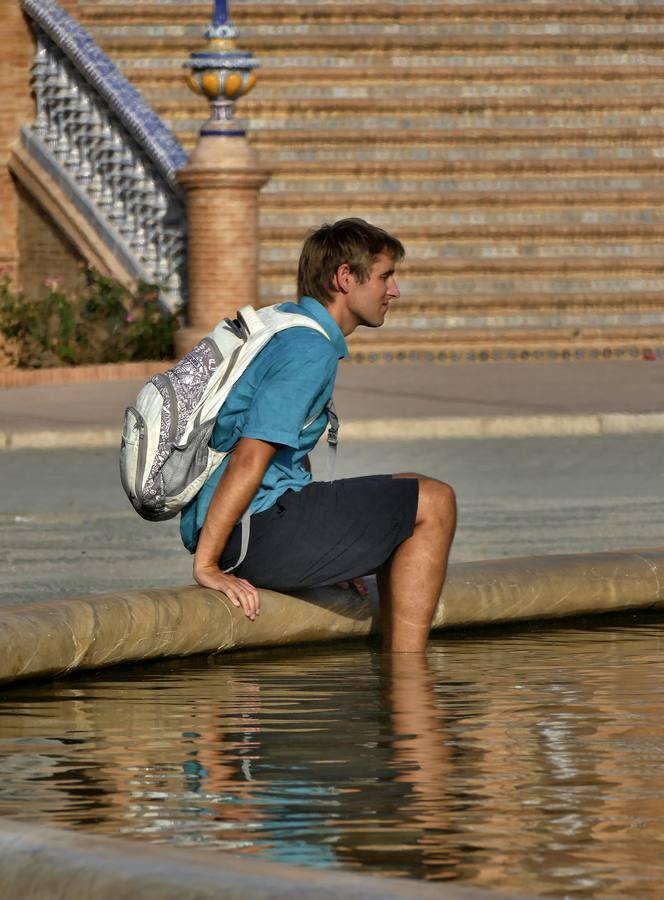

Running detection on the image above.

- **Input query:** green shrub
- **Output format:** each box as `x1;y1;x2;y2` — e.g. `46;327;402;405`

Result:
0;268;178;368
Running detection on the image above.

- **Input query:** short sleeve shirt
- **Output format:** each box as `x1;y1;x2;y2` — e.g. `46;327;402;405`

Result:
179;296;348;552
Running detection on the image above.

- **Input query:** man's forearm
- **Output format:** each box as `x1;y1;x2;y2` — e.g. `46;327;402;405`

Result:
194;438;276;573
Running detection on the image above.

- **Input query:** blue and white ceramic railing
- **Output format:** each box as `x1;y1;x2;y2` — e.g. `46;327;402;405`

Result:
21;0;188;313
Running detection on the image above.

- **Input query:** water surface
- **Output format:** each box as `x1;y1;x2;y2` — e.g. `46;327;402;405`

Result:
1;617;664;896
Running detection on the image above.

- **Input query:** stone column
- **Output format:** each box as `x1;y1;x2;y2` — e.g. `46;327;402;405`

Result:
175;0;268;355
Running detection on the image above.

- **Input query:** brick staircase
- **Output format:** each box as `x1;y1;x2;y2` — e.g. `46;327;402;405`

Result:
78;0;664;361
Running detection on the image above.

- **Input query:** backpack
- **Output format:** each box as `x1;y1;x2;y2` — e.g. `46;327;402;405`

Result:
119;304;336;532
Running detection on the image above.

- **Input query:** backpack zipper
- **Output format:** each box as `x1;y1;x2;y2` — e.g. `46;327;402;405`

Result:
126;405;147;502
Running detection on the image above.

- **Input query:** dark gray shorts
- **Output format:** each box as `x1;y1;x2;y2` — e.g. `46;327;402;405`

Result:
219;475;419;591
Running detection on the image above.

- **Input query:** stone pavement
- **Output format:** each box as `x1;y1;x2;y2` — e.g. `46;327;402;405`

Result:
1;358;664;449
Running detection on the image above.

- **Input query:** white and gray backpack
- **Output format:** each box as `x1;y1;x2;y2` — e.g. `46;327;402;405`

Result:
119;305;338;551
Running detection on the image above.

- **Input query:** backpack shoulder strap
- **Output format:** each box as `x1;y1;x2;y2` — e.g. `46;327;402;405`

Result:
245;304;330;341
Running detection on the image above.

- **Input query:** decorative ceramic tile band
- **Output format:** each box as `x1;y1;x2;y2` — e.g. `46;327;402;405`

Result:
347;345;664;364
22;0;187;185
21;0;188;312
20;128;150;282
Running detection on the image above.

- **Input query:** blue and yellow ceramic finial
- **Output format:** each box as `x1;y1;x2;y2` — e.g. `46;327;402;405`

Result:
183;0;259;137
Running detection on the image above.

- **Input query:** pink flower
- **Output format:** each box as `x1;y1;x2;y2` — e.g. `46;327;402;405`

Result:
125;311;137;323
44;276;64;291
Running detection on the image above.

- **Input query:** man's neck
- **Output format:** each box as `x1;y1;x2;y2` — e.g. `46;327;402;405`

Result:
321;296;358;337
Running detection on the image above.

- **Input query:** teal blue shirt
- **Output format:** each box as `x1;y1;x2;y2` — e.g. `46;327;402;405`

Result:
180;296;348;553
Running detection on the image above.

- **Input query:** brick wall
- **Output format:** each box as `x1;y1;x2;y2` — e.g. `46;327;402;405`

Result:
15;181;85;298
0;3;34;275
0;1;83;291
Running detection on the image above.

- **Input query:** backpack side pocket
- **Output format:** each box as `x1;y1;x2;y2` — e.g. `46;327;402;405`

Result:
119;406;147;506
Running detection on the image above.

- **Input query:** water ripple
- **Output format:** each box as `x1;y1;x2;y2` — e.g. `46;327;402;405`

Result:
1;618;664;894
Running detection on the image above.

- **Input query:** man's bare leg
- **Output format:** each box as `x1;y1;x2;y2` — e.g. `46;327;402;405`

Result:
377;474;456;653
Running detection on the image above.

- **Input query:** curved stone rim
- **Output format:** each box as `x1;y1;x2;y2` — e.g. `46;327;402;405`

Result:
0;818;524;900
0;548;662;686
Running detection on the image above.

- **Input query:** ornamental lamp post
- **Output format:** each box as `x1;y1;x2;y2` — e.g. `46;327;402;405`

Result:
176;0;269;354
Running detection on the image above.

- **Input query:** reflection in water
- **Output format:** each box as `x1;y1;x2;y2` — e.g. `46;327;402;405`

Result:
1;616;664;895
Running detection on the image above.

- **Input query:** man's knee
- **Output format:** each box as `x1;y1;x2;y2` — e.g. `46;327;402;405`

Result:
394;472;456;528
417;476;456;530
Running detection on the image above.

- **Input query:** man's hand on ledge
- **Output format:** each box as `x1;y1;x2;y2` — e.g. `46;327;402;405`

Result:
194;565;260;621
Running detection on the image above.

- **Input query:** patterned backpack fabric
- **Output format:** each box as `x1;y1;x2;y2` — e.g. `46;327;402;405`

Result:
119;304;330;523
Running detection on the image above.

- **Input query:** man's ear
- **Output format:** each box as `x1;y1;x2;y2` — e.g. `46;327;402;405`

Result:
333;263;352;294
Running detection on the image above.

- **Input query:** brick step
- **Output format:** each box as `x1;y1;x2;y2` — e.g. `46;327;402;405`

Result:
100;44;664;73
260;201;664;222
261;239;664;263
260;257;664;277
213;129;664;163
260;285;664;320
261;174;664;197
260;280;664;314
148;90;664;118
261;222;664;241
88;21;664;50
260;190;664;209
168;105;664;127
381;307;664;326
385;310;664;328
259;213;664;240
171;124;664;157
258;260;664;292
379;315;664;340
259;261;664;287
256;160;664;180
258;270;664;302
247;145;664;171
342;324;664;362
142;77;664;106
247;143;664;169
121;60;664;83
258;287;664;316
346;322;664;343
219;126;664;145
110;51;664;83
78;1;664;25
261;192;661;210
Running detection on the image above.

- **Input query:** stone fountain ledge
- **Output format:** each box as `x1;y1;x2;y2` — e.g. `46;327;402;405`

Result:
0;548;662;686
0;819;524;900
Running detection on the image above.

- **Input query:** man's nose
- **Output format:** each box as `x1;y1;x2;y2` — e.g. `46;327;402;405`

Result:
388;277;400;299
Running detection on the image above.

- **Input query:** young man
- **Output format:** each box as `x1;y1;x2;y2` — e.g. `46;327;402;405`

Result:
181;218;456;652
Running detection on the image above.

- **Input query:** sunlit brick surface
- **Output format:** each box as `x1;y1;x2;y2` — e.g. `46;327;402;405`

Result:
32;1;664;353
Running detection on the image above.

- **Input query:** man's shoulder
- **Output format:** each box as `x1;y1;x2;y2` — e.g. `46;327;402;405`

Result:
236;316;335;392
269;317;336;358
